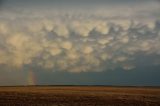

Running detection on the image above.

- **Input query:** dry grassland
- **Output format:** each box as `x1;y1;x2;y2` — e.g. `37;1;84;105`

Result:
0;86;159;106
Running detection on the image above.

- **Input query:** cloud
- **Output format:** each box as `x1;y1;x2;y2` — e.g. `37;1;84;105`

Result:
0;1;160;73
0;17;160;72
71;21;95;37
61;41;73;50
97;37;113;45
54;23;69;38
0;21;9;34
83;46;94;54
95;21;110;34
119;36;129;44
66;48;79;60
48;47;62;56
114;56;128;62
122;64;135;70
100;53;108;61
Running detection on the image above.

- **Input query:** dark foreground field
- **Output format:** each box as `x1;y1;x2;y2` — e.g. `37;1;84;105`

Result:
0;86;160;106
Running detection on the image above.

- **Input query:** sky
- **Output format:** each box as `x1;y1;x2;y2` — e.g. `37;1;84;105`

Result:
0;0;160;86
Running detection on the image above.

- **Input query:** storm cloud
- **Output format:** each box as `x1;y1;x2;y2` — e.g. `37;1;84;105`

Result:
0;0;160;73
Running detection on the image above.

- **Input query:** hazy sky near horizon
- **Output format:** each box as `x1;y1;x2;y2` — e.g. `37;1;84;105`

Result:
0;0;160;86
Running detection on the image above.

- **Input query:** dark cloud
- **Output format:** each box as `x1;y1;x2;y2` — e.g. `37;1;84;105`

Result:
35;66;160;86
0;0;4;9
0;0;154;7
0;0;160;86
0;15;160;72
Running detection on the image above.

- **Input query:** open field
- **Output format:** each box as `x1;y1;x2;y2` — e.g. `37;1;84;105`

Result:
0;86;160;106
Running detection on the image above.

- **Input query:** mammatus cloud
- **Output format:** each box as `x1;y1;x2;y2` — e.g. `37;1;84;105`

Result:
0;1;160;73
0;16;160;72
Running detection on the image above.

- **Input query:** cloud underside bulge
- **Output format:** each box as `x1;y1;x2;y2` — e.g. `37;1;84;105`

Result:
0;3;160;72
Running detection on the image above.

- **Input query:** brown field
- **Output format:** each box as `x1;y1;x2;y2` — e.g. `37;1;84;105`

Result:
0;86;160;106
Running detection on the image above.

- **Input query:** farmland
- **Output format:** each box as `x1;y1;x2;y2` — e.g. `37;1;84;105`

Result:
0;86;159;106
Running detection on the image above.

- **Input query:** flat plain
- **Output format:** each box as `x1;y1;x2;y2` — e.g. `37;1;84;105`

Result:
0;86;160;106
